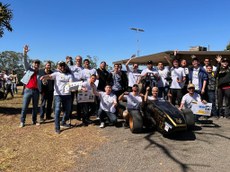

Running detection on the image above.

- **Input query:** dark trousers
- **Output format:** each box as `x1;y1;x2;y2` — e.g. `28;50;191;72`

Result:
81;102;96;122
40;91;54;119
218;88;230;117
158;86;169;100
98;108;117;124
207;90;218;116
170;89;183;106
4;84;14;99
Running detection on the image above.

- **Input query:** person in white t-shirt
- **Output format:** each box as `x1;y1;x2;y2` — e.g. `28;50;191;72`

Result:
79;74;97;126
93;84;117;128
165;56;186;106
157;62;170;99
81;59;98;82
40;61;73;134
140;60;159;94
125;55;141;92
179;83;205;110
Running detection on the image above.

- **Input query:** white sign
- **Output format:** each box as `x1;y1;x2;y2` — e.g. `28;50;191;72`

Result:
77;90;95;103
64;81;83;93
190;102;212;116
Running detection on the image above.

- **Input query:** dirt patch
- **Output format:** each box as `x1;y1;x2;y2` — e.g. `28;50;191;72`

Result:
0;87;107;172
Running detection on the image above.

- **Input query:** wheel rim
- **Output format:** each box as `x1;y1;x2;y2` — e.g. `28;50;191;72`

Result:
129;115;133;130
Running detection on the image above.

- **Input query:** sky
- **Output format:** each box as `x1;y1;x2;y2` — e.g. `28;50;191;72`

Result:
0;0;229;67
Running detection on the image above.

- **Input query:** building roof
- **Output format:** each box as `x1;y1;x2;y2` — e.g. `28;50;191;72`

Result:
113;50;230;65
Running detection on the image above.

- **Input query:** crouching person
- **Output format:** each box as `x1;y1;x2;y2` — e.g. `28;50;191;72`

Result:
40;61;73;134
118;84;144;132
178;83;207;122
93;84;117;128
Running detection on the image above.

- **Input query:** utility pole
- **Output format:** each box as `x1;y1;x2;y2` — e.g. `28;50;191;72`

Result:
130;27;144;57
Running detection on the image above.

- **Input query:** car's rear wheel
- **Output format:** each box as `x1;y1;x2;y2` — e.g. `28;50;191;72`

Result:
129;110;143;133
182;109;195;128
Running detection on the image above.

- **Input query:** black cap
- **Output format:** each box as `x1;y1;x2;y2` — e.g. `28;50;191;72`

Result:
191;55;199;61
222;57;229;62
133;84;139;88
147;60;153;64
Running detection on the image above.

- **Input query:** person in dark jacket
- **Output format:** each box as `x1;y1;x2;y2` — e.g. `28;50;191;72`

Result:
96;61;110;91
215;55;230;118
40;61;54;122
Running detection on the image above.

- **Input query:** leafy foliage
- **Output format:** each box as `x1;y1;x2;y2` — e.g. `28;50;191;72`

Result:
0;2;13;37
226;42;230;51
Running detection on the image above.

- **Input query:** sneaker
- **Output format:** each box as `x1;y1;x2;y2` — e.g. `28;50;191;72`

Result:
40;118;45;123
99;122;105;128
46;116;54;120
19;122;25;128
32;121;40;126
55;130;61;134
60;124;71;128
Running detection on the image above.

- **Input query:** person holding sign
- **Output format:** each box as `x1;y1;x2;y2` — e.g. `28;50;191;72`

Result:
79;74;97;126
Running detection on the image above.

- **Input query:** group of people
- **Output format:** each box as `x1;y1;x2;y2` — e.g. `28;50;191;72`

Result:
18;45;230;134
0;69;18;99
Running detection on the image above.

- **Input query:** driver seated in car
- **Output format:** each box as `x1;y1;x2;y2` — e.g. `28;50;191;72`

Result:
118;84;144;127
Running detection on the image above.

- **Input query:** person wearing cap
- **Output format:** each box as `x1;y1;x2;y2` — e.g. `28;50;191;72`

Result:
188;56;208;99
39;61;54;122
125;55;141;92
215;55;230;118
140;60;159;94
19;45;42;127
118;84;144;128
40;61;73;134
93;84;117;128
179;83;204;111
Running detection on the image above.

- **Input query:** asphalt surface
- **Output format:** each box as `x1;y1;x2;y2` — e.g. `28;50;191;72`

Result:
70;117;230;172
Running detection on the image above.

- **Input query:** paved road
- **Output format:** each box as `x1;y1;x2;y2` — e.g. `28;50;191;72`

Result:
70;117;230;172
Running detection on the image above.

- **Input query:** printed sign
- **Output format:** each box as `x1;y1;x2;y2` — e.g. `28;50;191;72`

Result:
191;102;212;116
77;90;95;103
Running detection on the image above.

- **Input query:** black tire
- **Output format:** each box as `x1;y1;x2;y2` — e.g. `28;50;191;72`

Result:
182;109;195;127
129;110;143;133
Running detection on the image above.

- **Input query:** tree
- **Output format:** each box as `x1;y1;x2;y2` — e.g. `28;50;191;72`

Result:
86;55;98;69
226;42;230;51
0;2;13;37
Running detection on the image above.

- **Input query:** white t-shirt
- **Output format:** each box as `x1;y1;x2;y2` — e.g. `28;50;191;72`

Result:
141;67;159;77
81;68;97;81
51;71;73;96
124;93;142;110
147;96;158;101
4;74;12;84
157;67;169;87
82;81;96;92
192;68;200;90
99;92;117;112
70;65;83;81
127;68;141;87
181;92;201;109
203;65;217;72
170;67;186;89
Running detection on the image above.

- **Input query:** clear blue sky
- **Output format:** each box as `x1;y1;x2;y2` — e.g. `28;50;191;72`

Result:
0;0;229;67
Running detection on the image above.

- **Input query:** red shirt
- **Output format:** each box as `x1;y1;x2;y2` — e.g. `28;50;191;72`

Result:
26;72;38;89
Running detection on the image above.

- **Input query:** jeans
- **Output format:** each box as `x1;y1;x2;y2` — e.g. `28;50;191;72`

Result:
207;90;218;116
98;108;117;124
170;89;183;106
54;95;72;131
20;88;40;123
40;91;54;119
158;86;169;100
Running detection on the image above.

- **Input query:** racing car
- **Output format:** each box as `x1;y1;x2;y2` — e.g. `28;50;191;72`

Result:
120;99;195;135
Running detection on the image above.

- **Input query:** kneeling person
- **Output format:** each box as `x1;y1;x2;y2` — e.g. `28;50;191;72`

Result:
93;84;117;128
